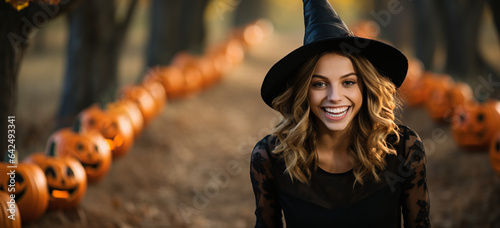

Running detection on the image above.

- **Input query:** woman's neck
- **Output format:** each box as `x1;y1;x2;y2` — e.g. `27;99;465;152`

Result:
315;123;354;173
315;124;352;154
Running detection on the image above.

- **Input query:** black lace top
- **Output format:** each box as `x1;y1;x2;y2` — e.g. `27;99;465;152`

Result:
250;125;430;228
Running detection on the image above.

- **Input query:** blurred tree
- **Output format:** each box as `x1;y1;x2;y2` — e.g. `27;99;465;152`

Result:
413;0;437;70
233;0;267;27
56;0;138;129
146;0;210;67
0;0;81;159
433;0;487;80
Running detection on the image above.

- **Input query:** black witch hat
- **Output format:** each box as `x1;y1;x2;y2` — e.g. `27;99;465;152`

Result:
261;0;408;108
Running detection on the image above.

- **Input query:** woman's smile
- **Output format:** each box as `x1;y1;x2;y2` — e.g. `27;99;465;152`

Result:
322;106;350;120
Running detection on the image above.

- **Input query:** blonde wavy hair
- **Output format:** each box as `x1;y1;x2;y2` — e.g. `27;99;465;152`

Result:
271;51;401;185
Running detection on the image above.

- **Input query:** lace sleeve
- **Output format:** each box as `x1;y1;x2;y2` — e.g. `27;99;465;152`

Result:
401;128;431;228
250;136;283;228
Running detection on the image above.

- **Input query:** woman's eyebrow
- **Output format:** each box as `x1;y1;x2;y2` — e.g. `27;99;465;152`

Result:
312;72;357;79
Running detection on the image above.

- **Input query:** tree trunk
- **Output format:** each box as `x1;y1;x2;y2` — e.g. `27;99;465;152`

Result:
56;0;137;129
434;0;486;79
233;0;267;27
413;0;437;70
146;0;209;68
0;1;81;159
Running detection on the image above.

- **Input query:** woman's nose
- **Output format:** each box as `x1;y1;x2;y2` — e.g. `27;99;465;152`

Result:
327;85;342;102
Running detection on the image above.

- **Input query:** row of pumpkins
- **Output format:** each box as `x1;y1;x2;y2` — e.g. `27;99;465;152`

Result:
0;19;273;227
400;60;500;175
352;21;500;175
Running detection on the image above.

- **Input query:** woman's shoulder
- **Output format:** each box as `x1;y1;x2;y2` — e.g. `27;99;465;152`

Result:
394;125;425;159
250;134;279;175
251;134;278;162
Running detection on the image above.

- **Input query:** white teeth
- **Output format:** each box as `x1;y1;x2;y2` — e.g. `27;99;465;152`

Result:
323;107;349;118
324;107;348;114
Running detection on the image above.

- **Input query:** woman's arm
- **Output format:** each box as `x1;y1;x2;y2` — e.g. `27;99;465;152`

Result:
250;136;283;228
401;128;431;228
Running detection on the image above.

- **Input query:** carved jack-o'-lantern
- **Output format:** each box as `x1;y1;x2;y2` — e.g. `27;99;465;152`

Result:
490;132;500;176
77;104;134;158
47;127;112;183
107;99;144;138
452;100;500;150
424;75;455;122
0;153;48;223
0;191;21;227
25;151;87;210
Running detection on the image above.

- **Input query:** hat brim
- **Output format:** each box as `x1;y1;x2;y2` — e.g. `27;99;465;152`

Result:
261;37;408;108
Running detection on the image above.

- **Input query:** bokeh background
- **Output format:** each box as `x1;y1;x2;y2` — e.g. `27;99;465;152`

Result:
2;0;500;227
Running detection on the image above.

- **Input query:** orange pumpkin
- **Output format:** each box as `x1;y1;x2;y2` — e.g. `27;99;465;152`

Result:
172;52;204;96
107;99;144;138
253;18;274;40
232;23;265;48
0;153;48;223
206;39;245;75
25;151;87;210
142;76;167;114
121;85;158;125
195;55;220;88
146;66;185;99
351;20;380;39
399;58;424;104
490;132;500;175
452;100;500;150
47;127;112;183
403;71;445;107
77;104;134;158
424;75;455;122
0;191;21;227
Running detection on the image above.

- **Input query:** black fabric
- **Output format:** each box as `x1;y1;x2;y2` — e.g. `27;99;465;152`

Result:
250;125;431;228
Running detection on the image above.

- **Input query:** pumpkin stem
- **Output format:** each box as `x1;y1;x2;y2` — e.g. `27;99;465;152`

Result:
48;141;56;157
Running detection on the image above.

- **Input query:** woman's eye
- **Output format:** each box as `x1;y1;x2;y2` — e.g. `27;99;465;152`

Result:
312;82;326;88
343;80;356;86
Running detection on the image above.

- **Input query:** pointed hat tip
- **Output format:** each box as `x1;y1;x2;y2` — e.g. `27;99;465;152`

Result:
303;0;353;45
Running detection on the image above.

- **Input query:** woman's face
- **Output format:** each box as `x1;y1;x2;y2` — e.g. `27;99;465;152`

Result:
308;53;363;132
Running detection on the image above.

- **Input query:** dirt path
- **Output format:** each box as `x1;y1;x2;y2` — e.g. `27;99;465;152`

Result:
16;31;500;227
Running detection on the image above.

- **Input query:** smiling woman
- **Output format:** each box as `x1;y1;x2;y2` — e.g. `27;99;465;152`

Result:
249;0;430;227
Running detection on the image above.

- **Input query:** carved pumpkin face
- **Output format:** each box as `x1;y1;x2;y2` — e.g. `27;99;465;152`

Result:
0;191;21;228
107;99;144;139
121;85;158;125
78;104;134;158
25;153;87;210
490;132;500;176
0;161;48;223
424;75;454;122
47;128;112;183
452;100;500;150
